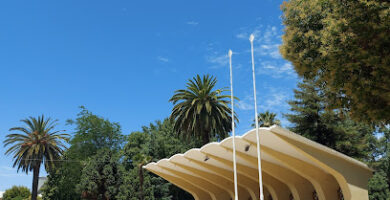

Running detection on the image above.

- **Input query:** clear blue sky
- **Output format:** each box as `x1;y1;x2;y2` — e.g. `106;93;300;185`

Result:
0;0;298;191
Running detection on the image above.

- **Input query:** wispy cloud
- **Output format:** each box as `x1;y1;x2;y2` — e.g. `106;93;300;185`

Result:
235;25;297;78
258;62;296;79
236;25;278;42
236;33;248;40
236;29;262;40
153;56;178;74
235;88;292;132
256;44;281;59
262;26;278;43
0;173;25;177
237;87;291;112
206;53;228;69
235;24;264;40
260;91;289;111
237;25;281;57
237;94;254;111
0;166;14;171
157;56;169;63
187;21;199;26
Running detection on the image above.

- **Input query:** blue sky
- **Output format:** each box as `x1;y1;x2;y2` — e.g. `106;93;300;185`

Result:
0;0;298;191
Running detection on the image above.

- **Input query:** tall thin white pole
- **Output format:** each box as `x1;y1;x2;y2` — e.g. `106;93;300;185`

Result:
229;49;239;200
249;34;264;200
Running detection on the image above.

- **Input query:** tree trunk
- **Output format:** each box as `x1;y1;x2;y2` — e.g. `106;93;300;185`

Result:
202;130;209;145
31;163;41;200
139;165;144;200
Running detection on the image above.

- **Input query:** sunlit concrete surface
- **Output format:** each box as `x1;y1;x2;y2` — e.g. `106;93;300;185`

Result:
144;125;373;200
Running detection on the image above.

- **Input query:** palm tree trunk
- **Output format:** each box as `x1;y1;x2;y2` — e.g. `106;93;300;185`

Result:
31;163;41;200
201;127;210;145
202;133;209;145
200;125;209;145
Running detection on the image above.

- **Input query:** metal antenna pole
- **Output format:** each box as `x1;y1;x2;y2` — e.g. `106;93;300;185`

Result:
250;34;264;200
229;49;239;200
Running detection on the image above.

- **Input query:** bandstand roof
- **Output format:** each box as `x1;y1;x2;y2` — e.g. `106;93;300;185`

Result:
144;125;373;200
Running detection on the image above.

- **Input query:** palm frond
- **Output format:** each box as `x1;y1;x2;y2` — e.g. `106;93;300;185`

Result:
169;74;239;144
3;115;69;173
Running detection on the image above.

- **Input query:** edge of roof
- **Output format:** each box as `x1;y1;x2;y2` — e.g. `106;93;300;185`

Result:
268;125;373;172
146;125;373;172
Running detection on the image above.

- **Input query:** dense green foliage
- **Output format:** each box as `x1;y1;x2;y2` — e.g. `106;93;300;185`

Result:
369;171;390;200
42;107;125;200
41;156;82;200
3;116;69;200
281;0;390;124
252;111;281;128
67;106;124;159
77;149;123;200
285;79;376;160
120;119;199;200
132;153;152;200
2;186;30;200
41;108;197;200
285;79;390;199
169;74;237;145
372;127;390;192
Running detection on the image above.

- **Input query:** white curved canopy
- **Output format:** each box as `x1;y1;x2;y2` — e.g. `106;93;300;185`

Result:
144;125;372;200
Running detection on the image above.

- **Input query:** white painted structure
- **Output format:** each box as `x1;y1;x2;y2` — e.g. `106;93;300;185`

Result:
145;126;373;200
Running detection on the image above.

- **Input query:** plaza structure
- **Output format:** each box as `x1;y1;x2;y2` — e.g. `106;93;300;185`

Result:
144;126;373;200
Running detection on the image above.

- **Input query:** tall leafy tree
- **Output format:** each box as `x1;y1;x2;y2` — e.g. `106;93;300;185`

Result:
77;149;123;200
121;119;197;200
252;111;281;128
41;154;82;200
42;107;124;200
122;132;151;168
285;79;375;160
285;79;333;145
67;106;124;159
286;79;387;198
169;74;237;145
118;165;172;200
280;0;390;124
3;115;69;200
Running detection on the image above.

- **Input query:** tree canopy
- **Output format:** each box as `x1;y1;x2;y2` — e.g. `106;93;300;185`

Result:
2;186;30;200
169;74;237;145
42;107;124;200
77;149;123;200
67;106;124;159
285;79;390;198
252;111;281;128
3;116;69;200
42;112;197;200
369;170;390;200
285;79;376;161
120;119;199;200
280;0;390;124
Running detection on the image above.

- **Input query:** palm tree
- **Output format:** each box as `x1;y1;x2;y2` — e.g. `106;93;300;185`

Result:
3;115;69;200
252;111;281;128
169;74;237;145
133;153;152;200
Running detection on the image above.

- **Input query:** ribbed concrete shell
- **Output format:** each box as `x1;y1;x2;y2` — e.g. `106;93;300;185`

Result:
144;126;373;200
